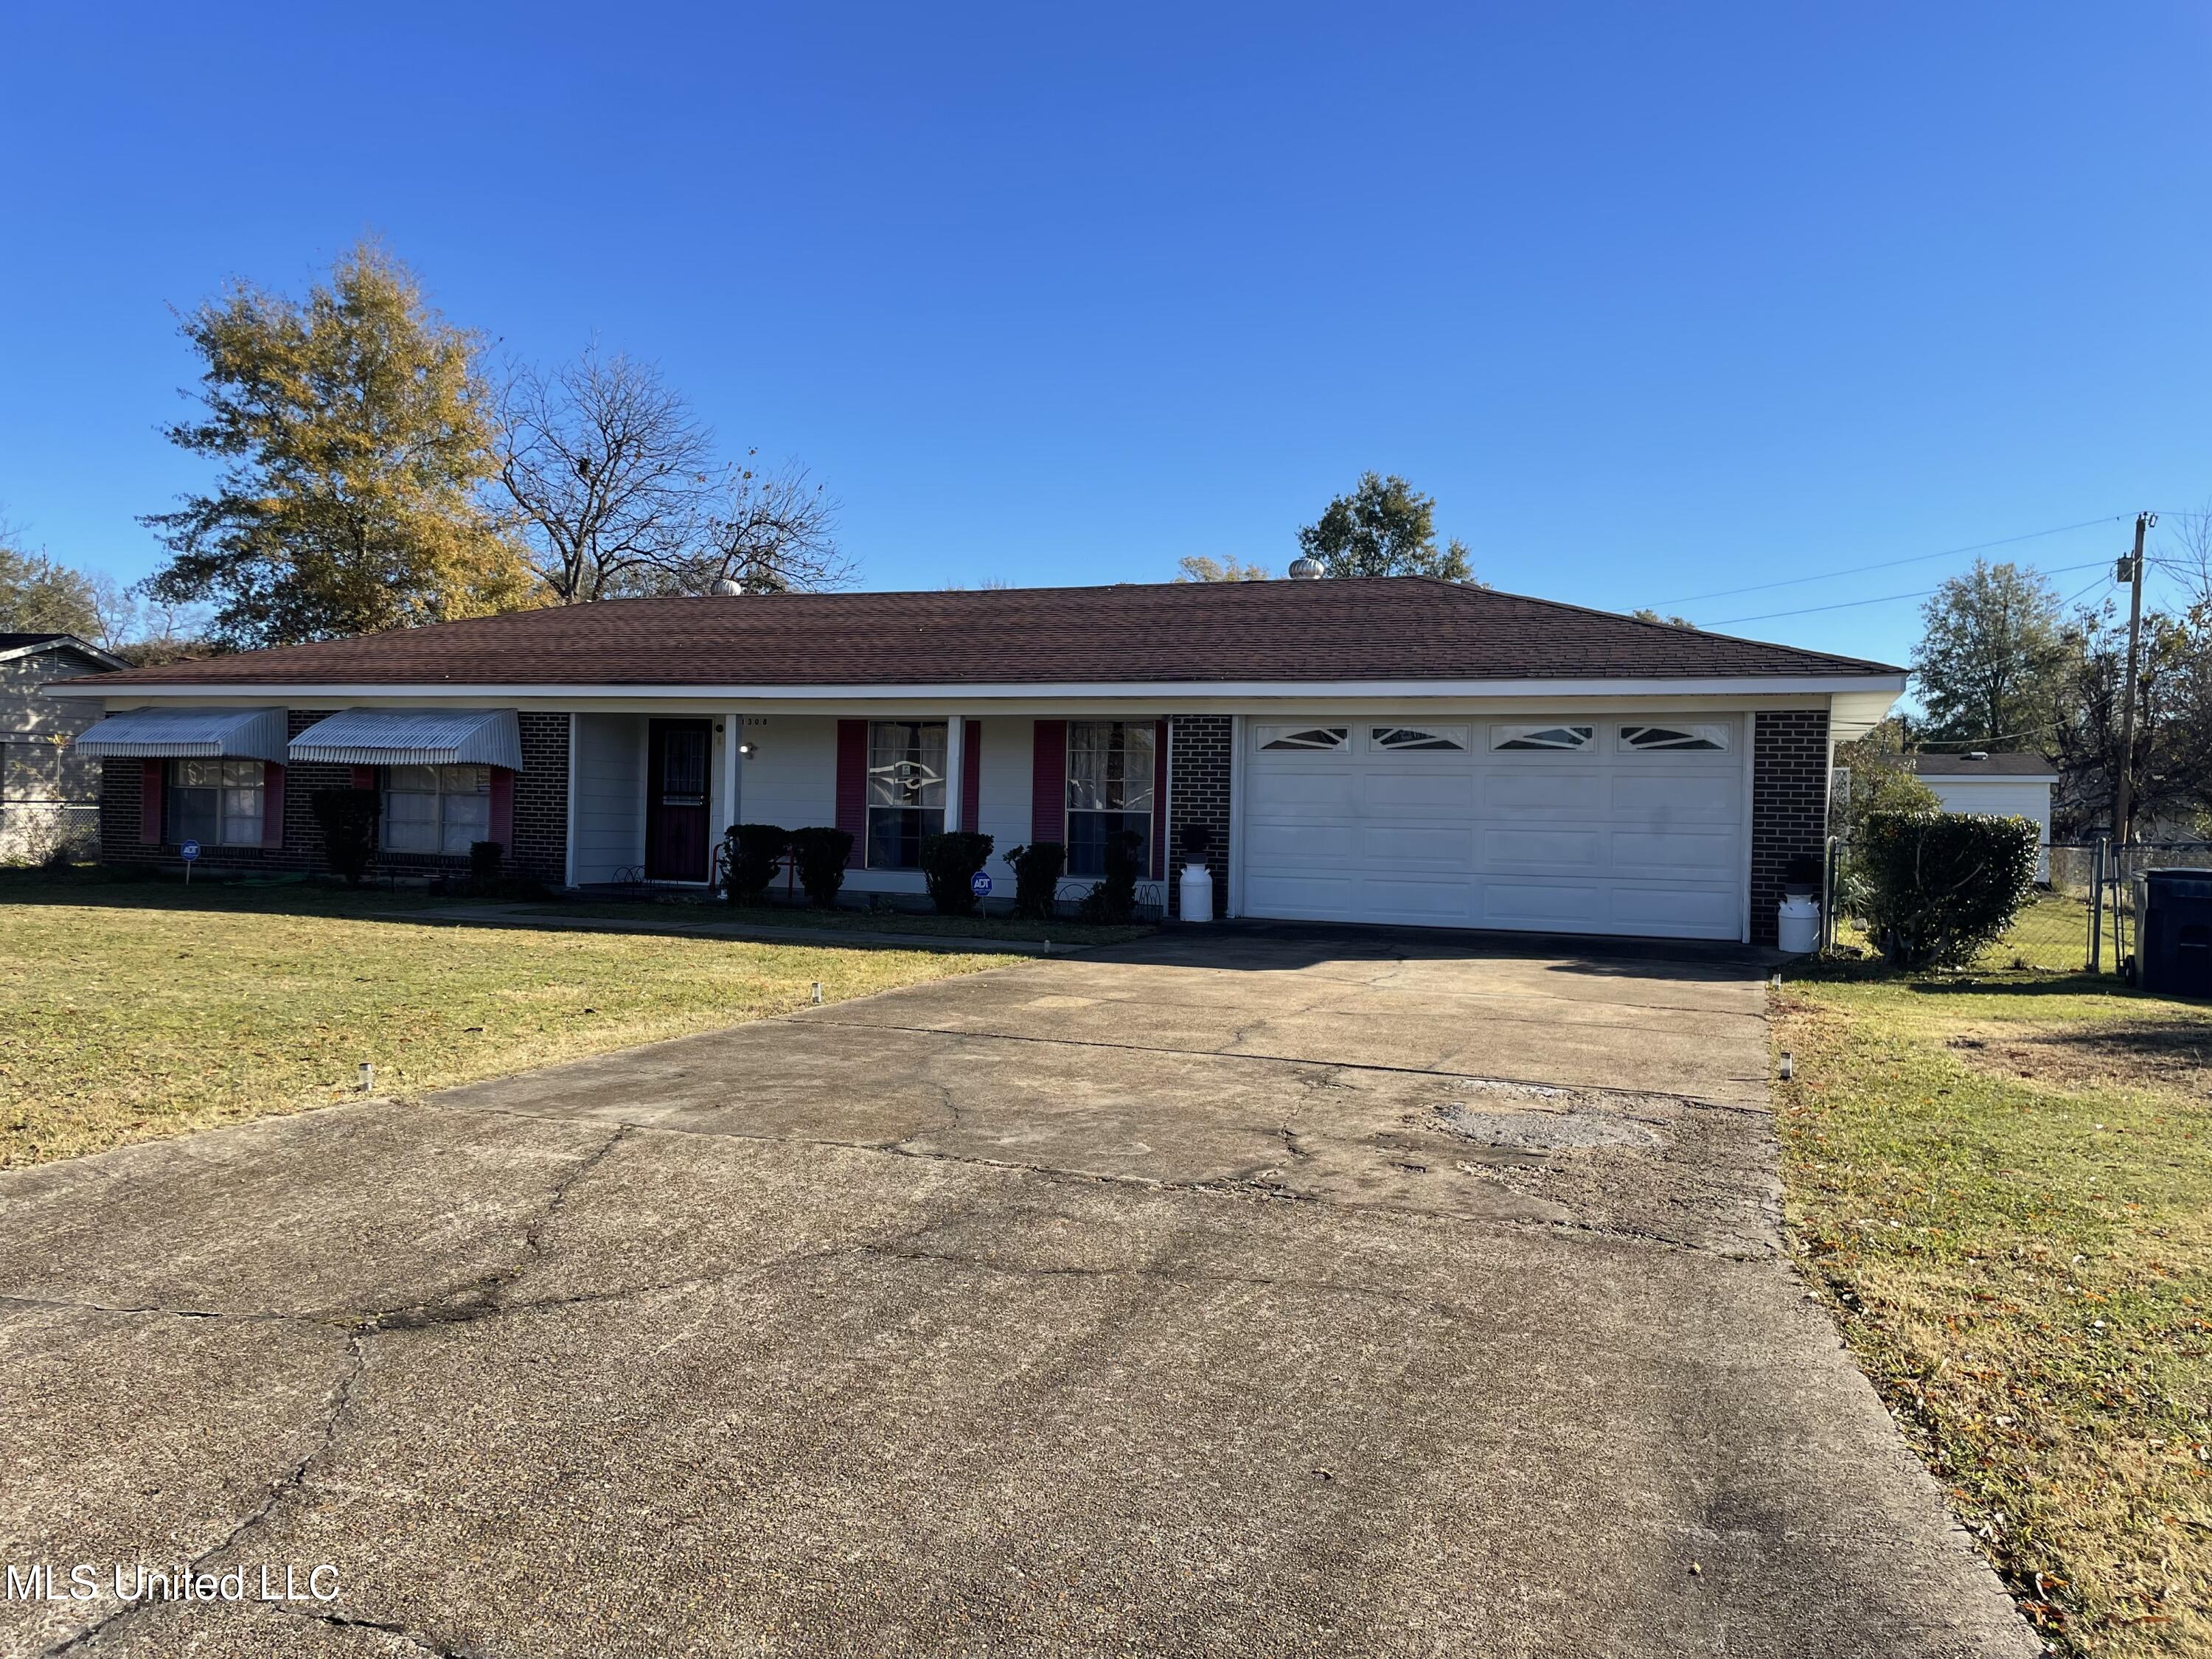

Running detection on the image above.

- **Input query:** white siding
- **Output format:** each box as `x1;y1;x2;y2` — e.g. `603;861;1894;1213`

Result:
1924;777;2054;880
571;713;644;884
973;716;1035;892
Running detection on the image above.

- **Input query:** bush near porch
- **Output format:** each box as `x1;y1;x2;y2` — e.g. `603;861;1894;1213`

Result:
1775;963;2212;1656
0;883;1000;1169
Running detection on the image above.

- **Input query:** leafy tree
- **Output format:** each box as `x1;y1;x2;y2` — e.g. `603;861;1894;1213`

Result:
2051;598;2201;839
0;524;102;637
1632;607;1697;629
1910;559;2067;750
1295;473;1474;581
1175;554;1271;582
1832;731;1940;844
142;240;533;647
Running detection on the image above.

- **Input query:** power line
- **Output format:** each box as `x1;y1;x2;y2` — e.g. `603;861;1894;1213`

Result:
1651;514;2128;606
1707;558;2111;625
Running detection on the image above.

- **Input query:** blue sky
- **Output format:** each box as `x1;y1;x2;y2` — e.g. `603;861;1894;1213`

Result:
2;1;2207;666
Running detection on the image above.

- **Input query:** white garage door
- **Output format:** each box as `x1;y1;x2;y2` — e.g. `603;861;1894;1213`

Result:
1241;717;1745;939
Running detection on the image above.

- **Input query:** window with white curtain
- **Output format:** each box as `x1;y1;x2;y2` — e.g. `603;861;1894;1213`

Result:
382;764;492;855
866;720;947;869
167;759;264;845
1066;721;1155;877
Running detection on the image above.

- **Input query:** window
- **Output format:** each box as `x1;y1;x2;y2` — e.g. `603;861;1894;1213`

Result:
866;720;946;869
1490;725;1593;751
383;764;491;855
169;759;264;845
1372;725;1468;751
1620;723;1729;752
1255;726;1348;751
1066;720;1155;877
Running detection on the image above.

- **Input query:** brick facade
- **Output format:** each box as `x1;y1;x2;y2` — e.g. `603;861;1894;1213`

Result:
1749;709;1831;947
1166;714;1232;919
510;713;570;885
99;709;572;886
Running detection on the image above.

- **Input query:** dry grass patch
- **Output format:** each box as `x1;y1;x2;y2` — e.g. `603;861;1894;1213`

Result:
0;886;1000;1169
1776;970;2212;1655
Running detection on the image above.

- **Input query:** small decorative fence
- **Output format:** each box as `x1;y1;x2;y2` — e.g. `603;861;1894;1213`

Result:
1823;836;2212;976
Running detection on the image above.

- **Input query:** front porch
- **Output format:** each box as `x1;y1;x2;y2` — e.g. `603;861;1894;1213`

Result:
567;710;1193;917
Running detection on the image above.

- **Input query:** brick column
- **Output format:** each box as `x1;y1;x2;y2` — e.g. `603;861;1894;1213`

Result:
512;713;571;886
1166;714;1232;919
1749;709;1831;946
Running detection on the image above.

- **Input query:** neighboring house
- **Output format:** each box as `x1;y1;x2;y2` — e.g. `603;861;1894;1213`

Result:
1910;751;2058;881
51;577;1905;945
1;631;126;860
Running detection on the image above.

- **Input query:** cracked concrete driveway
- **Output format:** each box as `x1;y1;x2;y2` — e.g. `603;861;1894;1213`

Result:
1;927;2034;1658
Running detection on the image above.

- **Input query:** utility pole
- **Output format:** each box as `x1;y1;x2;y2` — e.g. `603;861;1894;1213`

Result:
2112;511;2154;845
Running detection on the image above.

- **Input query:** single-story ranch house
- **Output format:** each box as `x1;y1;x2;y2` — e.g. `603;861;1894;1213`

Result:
52;577;1905;945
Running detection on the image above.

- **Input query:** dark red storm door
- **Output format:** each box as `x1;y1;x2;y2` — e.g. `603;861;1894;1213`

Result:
645;719;713;881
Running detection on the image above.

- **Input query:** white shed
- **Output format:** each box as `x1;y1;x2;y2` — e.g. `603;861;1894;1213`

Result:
1912;752;2058;881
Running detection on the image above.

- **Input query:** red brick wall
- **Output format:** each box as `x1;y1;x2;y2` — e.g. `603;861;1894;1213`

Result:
99;709;572;885
1749;709;1831;946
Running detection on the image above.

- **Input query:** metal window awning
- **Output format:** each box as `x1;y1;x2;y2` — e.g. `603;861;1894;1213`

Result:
288;708;524;771
73;706;290;762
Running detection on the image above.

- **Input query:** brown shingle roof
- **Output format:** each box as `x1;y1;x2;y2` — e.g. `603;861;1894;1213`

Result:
80;577;1903;689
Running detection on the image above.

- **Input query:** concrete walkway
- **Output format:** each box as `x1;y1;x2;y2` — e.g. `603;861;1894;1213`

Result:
0;930;2034;1658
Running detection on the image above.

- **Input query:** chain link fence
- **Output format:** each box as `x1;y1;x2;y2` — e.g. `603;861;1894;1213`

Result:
1823;836;2212;975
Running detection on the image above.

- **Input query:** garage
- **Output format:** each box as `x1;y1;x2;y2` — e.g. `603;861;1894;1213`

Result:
1240;716;1747;939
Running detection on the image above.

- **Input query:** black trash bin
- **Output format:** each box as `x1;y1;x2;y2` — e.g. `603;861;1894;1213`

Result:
2132;868;2212;1000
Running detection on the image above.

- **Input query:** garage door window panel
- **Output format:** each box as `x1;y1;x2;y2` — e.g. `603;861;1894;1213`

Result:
1619;723;1729;752
1491;725;1593;752
1255;726;1347;752
1371;725;1468;751
1066;720;1154;877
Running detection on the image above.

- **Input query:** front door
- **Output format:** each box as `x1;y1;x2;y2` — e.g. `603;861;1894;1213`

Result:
645;719;712;882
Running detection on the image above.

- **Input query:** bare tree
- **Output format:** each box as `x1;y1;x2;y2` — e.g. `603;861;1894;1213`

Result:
689;456;850;594
498;349;715;603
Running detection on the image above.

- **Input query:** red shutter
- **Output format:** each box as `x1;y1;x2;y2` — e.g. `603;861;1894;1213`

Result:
139;759;164;844
961;720;982;838
350;765;376;790
1032;720;1067;846
1150;719;1169;880
835;719;868;868
489;767;515;853
260;763;286;849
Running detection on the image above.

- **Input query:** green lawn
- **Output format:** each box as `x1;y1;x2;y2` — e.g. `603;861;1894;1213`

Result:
532;900;1154;947
1776;964;2212;1655
0;884;1000;1169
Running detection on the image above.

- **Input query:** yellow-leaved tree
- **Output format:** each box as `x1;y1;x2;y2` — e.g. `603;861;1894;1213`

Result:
142;240;535;647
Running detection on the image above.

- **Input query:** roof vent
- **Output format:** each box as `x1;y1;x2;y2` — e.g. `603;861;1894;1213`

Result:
1965;750;1989;761
1287;554;1327;580
710;577;745;597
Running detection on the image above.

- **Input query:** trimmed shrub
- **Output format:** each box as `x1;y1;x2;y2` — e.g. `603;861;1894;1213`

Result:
721;823;790;905
310;788;380;887
468;841;504;887
1005;841;1065;922
1076;829;1145;925
920;830;995;916
786;826;853;909
1851;811;2040;969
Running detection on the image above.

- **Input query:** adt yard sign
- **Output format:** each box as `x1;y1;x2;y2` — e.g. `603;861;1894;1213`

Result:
179;839;201;885
970;872;993;899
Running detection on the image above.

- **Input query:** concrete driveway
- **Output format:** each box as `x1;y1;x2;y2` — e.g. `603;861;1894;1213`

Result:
1;928;2034;1658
